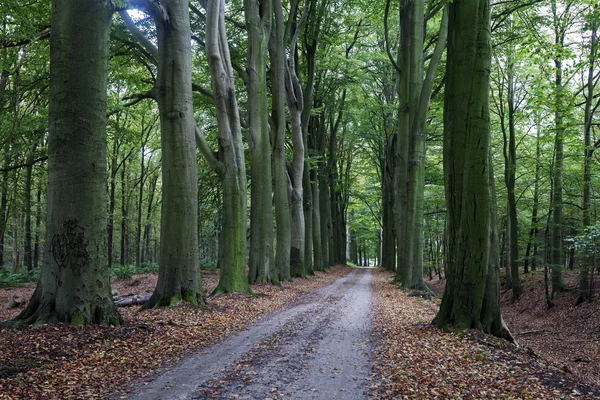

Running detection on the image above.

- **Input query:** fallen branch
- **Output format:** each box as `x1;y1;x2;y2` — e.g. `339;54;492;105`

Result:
4;295;26;310
114;293;151;307
515;329;552;336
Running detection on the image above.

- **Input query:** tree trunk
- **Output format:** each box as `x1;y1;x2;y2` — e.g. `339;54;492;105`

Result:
107;137;118;270
311;169;323;271
204;0;250;294
550;0;565;298
33;183;41;269
120;159;127;266
245;0;274;284
270;0;290;282
0;151;9;268
524;117;542;274
393;2;447;289
142;0;205;308
433;0;512;340
5;0;121;327
24;160;33;271
578;10;597;305
143;173;158;263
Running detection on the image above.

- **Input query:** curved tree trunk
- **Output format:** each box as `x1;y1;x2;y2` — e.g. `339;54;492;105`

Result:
204;0;250;295
4;0;121;327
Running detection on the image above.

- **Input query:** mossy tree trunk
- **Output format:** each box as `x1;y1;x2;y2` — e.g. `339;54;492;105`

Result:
203;0;250;295
138;0;206;308
245;0;275;284
433;0;512;341
4;0;121;327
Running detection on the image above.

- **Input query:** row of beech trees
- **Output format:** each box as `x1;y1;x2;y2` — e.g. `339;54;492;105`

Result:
1;0;364;326
5;0;595;341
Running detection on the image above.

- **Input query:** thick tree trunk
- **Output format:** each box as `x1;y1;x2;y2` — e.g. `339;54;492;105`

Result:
5;0;121;326
433;0;512;340
142;0;205;308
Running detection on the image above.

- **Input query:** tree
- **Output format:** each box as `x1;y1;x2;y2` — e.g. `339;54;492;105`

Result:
388;0;447;289
3;0;121;326
433;0;512;340
245;0;275;284
201;0;251;294
127;0;206;308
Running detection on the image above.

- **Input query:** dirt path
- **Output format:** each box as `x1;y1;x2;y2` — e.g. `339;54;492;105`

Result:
124;267;375;400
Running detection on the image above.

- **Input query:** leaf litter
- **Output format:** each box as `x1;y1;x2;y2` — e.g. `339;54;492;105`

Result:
371;269;600;399
0;266;351;400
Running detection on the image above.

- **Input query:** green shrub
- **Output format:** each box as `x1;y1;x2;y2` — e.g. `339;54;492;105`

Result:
0;267;40;289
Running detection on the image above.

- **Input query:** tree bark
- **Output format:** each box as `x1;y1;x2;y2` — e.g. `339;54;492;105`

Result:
550;0;566;297
433;0;512;340
578;10;597;305
141;0;205;308
4;0;121;326
245;0;275;284
204;0;250;294
270;0;290;282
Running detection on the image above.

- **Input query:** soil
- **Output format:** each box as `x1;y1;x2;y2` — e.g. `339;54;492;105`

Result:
123;267;375;400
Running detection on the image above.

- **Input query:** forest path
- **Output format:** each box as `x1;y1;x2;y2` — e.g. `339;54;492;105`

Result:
124;267;375;400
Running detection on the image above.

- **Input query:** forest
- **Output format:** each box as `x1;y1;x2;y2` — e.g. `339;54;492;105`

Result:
1;0;600;398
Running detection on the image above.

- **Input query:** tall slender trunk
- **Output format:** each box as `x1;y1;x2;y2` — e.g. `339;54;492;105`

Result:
524;120;541;273
203;0;250;294
270;0;290;282
245;0;275;284
578;10;597;304
24;161;33;271
33;184;41;269
141;0;205;308
550;0;566;297
120;159;127;266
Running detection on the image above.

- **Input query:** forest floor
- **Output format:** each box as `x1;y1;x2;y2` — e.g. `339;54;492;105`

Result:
428;269;600;391
1;266;599;399
373;269;600;399
0;266;353;399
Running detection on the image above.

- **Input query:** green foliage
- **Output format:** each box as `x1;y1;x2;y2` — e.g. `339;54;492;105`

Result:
568;223;600;258
110;263;158;280
0;267;40;289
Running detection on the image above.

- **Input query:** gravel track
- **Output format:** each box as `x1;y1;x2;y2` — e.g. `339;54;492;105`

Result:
124;267;375;400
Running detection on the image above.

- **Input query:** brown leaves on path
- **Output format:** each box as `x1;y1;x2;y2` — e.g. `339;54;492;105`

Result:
0;266;351;400
371;269;600;399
